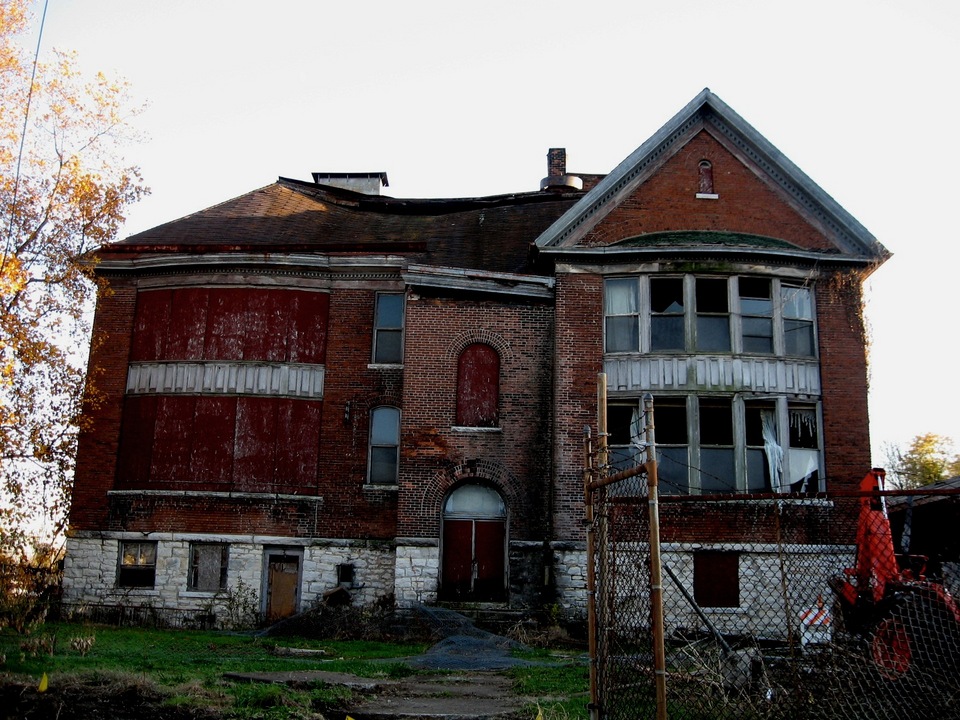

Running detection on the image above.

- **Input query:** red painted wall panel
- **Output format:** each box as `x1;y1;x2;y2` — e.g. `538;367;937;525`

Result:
274;399;322;491
130;290;171;362
150;396;198;484
288;292;329;364
166;288;209;360
189;396;237;488
204;288;247;360
116;395;158;486
130;287;329;364
233;397;278;491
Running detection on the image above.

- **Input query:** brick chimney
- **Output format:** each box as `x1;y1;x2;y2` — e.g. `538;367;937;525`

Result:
547;148;566;177
540;148;583;191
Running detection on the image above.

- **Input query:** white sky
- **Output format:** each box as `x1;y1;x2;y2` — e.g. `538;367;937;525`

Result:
24;0;960;465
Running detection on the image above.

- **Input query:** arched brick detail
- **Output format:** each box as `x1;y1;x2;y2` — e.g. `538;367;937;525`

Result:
411;459;521;536
442;330;513;364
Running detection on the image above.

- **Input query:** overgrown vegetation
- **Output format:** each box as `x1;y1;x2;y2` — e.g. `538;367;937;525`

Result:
0;623;429;718
0;622;590;718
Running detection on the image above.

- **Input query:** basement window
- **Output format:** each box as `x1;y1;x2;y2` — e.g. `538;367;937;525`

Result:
118;541;157;589
188;543;229;592
694;550;740;608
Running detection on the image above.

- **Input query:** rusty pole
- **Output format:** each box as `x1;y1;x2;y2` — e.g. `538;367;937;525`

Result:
584;423;599;720
643;393;668;720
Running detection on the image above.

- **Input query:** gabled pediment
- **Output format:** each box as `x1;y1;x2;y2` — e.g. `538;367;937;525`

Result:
535;89;889;263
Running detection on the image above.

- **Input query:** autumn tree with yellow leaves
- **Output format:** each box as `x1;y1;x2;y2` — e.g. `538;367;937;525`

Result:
884;433;960;489
0;0;146;555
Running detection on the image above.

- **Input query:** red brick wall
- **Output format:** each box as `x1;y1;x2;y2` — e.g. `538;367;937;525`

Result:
552;273;604;541
815;270;873;490
72;280;401;540
397;294;554;540
583;130;833;250
70;276;138;531
314;288;400;539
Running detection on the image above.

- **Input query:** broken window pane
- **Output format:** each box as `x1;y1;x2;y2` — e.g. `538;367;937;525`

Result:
745;401;781;492
189;543;229;592
695;278;730;351
651;278;684;351
788;406;820;492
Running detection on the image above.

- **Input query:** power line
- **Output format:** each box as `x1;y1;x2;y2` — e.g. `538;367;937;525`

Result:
3;0;50;262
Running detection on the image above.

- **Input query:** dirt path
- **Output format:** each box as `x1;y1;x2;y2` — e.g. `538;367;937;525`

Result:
226;668;527;719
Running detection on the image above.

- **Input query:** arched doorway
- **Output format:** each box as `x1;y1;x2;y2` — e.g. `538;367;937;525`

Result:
440;484;507;602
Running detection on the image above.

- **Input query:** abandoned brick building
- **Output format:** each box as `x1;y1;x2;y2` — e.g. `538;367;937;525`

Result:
62;89;889;624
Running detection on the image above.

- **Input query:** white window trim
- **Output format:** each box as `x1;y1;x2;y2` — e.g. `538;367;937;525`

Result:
604;274;818;359
372;292;405;365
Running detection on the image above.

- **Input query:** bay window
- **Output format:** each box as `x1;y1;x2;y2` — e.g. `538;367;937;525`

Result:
606;396;821;495
604;274;816;357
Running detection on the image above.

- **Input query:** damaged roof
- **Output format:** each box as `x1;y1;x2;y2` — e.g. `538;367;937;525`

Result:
101;178;584;275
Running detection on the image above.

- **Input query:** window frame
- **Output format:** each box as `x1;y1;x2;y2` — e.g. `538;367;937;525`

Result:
372;292;405;365
603;274;817;358
367;405;401;485
188;542;229;593
606;395;823;495
118;541;157;589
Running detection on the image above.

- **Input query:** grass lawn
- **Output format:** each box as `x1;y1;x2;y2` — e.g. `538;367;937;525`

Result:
0;623;589;719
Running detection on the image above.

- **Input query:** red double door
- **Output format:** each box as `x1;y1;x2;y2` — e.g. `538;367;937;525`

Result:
440;518;506;602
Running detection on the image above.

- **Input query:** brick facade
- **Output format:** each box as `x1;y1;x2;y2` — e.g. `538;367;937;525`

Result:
63;91;887;624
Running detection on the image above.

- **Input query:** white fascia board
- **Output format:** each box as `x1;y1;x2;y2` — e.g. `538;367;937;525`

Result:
403;264;555;299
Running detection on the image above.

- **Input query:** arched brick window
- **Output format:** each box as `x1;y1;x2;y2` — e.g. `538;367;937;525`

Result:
456;343;500;427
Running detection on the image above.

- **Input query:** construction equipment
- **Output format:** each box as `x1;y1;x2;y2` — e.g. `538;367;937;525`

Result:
830;469;960;681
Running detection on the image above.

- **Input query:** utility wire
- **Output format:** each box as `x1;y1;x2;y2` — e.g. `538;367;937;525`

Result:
3;0;50;264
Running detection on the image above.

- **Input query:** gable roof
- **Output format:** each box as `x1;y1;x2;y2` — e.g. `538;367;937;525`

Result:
534;89;889;263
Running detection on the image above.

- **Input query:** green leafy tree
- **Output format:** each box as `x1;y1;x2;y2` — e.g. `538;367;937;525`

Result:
1;0;147;555
884;433;960;489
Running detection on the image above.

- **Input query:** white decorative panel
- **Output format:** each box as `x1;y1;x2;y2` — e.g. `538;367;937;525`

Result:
604;355;820;396
126;362;325;399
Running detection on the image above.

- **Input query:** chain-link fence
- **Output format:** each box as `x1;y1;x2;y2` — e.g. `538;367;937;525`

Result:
587;469;960;719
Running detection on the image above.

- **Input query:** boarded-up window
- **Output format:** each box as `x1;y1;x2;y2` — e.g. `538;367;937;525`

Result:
118;541;157;588
456;344;500;427
189;543;229;592
694;551;739;608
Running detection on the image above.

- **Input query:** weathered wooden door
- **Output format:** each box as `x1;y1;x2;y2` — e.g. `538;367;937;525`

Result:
265;553;300;621
440;485;507;602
